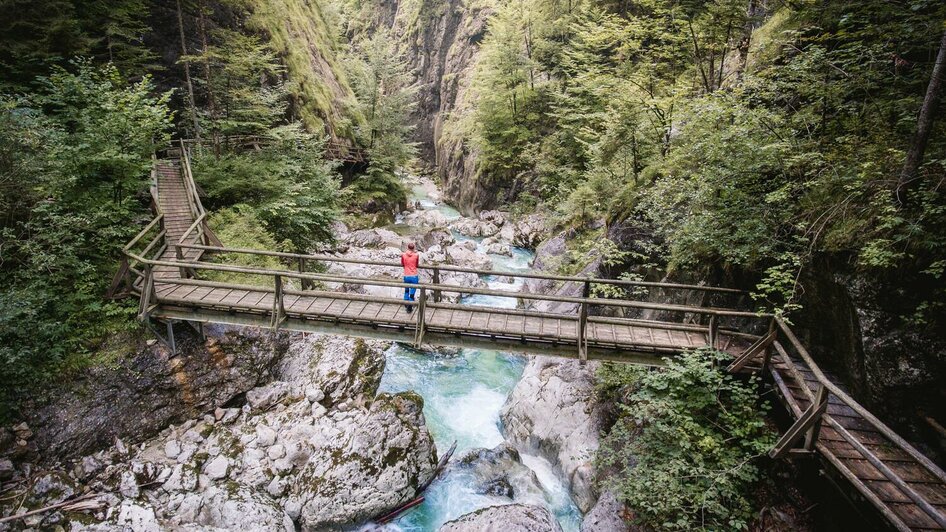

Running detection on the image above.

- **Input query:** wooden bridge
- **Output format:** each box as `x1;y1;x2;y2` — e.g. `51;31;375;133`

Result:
108;141;946;531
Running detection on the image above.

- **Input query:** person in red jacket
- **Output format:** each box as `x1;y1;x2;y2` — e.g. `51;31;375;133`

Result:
401;242;420;312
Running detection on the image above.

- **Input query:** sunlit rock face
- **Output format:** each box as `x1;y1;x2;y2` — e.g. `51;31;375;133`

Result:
439;503;564;532
500;356;604;514
41;335;438;531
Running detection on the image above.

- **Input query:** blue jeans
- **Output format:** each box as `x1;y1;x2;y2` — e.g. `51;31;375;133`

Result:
403;276;418;308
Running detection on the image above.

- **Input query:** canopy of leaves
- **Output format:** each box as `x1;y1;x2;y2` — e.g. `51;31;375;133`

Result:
597;349;774;531
0;62;171;417
460;0;946;324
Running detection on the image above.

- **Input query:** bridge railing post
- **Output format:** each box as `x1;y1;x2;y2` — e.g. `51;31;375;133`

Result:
138;264;155;321
708;314;718;349
271;274;286;330
769;384;830;459
299;258;311;290
578;304;588;365
432;268;441;303
175;245;189;279
414;287;427;347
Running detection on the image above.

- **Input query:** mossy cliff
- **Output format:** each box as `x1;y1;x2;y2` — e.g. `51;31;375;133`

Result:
246;0;364;140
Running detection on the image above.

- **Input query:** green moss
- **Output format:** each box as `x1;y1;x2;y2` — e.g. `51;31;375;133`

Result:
246;0;365;138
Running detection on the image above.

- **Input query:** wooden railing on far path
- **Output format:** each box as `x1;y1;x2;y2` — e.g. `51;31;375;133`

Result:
178;135;368;163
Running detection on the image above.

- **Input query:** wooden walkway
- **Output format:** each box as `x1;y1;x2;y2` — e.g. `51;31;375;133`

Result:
108;141;946;531
153;159;202;280
150;277;748;362
768;330;946;530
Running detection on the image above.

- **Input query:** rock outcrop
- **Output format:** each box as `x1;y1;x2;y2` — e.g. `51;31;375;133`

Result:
16;335;438;531
439;503;564;532
581;492;630;532
452;443;546;503
386;0;495;211
500;356;603;514
23;326;289;463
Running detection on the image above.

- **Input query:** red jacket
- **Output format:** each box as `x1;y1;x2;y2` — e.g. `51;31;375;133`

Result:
401;251;419;276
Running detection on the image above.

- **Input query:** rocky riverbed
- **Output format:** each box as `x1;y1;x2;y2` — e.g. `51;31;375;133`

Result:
0;175;627;531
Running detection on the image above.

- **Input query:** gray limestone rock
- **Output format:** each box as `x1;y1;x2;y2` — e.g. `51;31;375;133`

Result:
439;504;563;532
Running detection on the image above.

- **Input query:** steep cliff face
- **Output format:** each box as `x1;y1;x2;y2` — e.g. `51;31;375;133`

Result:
147;0;362;142
388;0;490;211
248;0;364;140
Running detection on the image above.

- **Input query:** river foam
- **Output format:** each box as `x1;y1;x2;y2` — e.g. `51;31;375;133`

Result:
376;177;581;531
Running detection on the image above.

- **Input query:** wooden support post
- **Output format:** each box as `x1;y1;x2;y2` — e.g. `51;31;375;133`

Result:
202;220;223;247
804;385;829;450
299;258;311;290
107;257;132;299
166;321;177;357
138;265;155;321
414;288;427;347
175;245;187;278
727;330;777;374
769;384;830;459
271;275;286;330
433;268;441;303
708;314;718;349
578;301;588;365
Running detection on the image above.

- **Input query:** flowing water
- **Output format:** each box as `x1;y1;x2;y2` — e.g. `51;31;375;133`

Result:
377;181;582;531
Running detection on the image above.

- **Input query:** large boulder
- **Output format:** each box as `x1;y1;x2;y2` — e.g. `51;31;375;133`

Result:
451;218;499;238
478;210;507;226
499;213;551;249
451;443;545;503
346;228;404;249
439;504;563;532
581;492;630;532
292;392;437;529
403;209;450;229
419;227;456;250
24;327;289;463
445;244;492;271
279;335;387;406
500;357;604;513
52;334;437;531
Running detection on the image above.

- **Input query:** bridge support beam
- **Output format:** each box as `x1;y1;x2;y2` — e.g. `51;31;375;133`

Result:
770;384;829;459
271;275;286;330
414;288;427;347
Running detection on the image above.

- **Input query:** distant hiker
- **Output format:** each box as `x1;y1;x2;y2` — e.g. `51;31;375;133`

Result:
401;242;420;312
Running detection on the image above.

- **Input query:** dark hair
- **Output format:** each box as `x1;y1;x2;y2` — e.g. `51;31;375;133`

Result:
407;242;416;250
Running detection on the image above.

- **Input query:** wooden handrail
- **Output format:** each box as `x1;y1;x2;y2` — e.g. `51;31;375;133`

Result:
123;215;164;253
175;242;746;296
125;253;769;319
776;319;946;485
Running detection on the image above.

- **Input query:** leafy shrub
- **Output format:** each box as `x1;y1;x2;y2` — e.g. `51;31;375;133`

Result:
204;205;286;287
597;349;774;530
0;63;171;417
193;133;341;252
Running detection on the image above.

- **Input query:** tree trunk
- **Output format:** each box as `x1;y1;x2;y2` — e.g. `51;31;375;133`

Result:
197;2;219;157
899;28;946;197
177;0;200;142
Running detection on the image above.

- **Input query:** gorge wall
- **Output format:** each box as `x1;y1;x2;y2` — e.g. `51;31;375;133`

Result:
387;0;492;213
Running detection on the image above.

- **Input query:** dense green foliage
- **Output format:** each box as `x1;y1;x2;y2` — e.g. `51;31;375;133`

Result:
0;63;171;415
0;0;157;90
193;131;341;252
462;0;946;320
597;349;775;530
343;28;416;217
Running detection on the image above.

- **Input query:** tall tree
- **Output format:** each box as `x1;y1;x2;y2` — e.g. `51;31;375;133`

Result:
899;27;946;198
